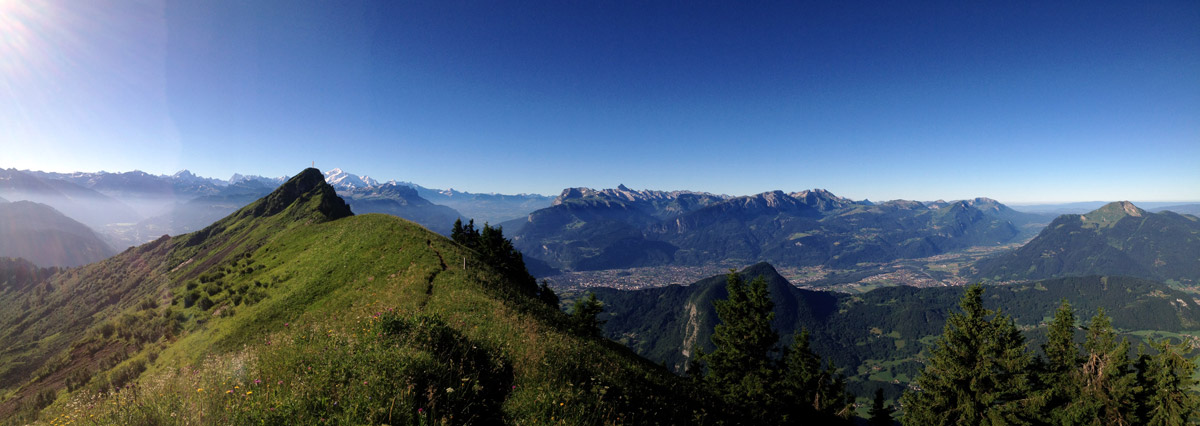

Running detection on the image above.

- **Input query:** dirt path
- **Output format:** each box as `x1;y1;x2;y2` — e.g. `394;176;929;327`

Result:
419;240;449;309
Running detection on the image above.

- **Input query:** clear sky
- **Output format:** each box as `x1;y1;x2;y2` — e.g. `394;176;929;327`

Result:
2;1;1198;203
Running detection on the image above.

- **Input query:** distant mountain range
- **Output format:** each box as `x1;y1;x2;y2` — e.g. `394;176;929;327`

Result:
0;169;142;230
972;201;1200;285
320;168;554;225
0;201;115;267
336;183;462;235
510;186;1048;274
0;168;554;249
1008;201;1200;215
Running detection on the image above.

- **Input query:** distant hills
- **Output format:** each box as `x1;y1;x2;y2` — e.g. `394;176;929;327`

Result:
972;201;1200;284
337;183;462;235
1150;203;1200;216
0;169;141;230
1008;201;1200;215
511;186;1047;273
0;201;115;267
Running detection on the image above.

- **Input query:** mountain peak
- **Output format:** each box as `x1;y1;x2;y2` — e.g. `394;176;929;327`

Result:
789;188;853;211
1081;201;1145;228
248;168;352;220
324;168;379;190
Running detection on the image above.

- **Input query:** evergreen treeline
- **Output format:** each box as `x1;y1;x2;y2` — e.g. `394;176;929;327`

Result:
451;218;551;300
901;284;1200;425
691;271;860;424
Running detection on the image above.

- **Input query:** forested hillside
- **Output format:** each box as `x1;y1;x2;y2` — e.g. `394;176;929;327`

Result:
594;264;1200;403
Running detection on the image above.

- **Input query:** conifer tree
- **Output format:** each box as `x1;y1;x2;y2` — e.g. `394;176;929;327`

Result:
453;219;538;295
1061;309;1138;425
1138;338;1200;426
685;345;706;385
569;293;605;337
537;281;559;308
452;218;480;248
900;284;1033;426
780;329;852;419
869;388;894;426
451;218;465;242
1036;300;1080;422
705;271;778;412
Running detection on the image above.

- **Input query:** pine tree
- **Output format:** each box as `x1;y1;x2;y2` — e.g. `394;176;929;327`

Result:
685;345;706;385
454;219;537;295
569;293;605;337
1138;338;1200;426
537;281;559;308
869;388;894;426
900;284;1034;426
452;218;480;248
779;329;852;420
1036;300;1080;422
451;218;465;242
705;271;778;413
1061;309;1138;425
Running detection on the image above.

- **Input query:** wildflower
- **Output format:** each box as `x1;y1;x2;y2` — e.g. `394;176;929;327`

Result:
418;408;424;414
197;388;204;392
227;390;233;394
246;391;253;395
446;387;454;393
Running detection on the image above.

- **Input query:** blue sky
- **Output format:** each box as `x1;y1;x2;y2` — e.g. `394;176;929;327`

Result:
2;1;1197;203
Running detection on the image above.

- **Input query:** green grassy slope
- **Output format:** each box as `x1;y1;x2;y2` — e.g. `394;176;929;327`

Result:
0;169;711;425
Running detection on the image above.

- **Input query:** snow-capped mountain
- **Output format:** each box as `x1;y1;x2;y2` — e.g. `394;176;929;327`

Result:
323;168;379;191
171;170;228;187
229;173;287;186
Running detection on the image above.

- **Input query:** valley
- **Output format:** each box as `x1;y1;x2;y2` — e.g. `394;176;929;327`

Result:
544;241;1026;292
0;168;1197;425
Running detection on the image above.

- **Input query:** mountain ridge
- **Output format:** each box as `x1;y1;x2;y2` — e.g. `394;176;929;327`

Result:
972;201;1200;284
516;187;1042;273
0;201;115;267
0;168;713;424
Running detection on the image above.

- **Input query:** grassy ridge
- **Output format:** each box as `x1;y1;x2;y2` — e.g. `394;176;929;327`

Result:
0;169;713;424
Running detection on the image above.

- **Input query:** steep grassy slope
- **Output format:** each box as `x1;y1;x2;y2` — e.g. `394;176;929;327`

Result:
973;201;1200;284
0;201;116;267
0;169;710;424
594;264;1200;401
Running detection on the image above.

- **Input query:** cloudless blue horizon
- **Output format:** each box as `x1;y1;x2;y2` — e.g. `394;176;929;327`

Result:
3;1;1198;203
